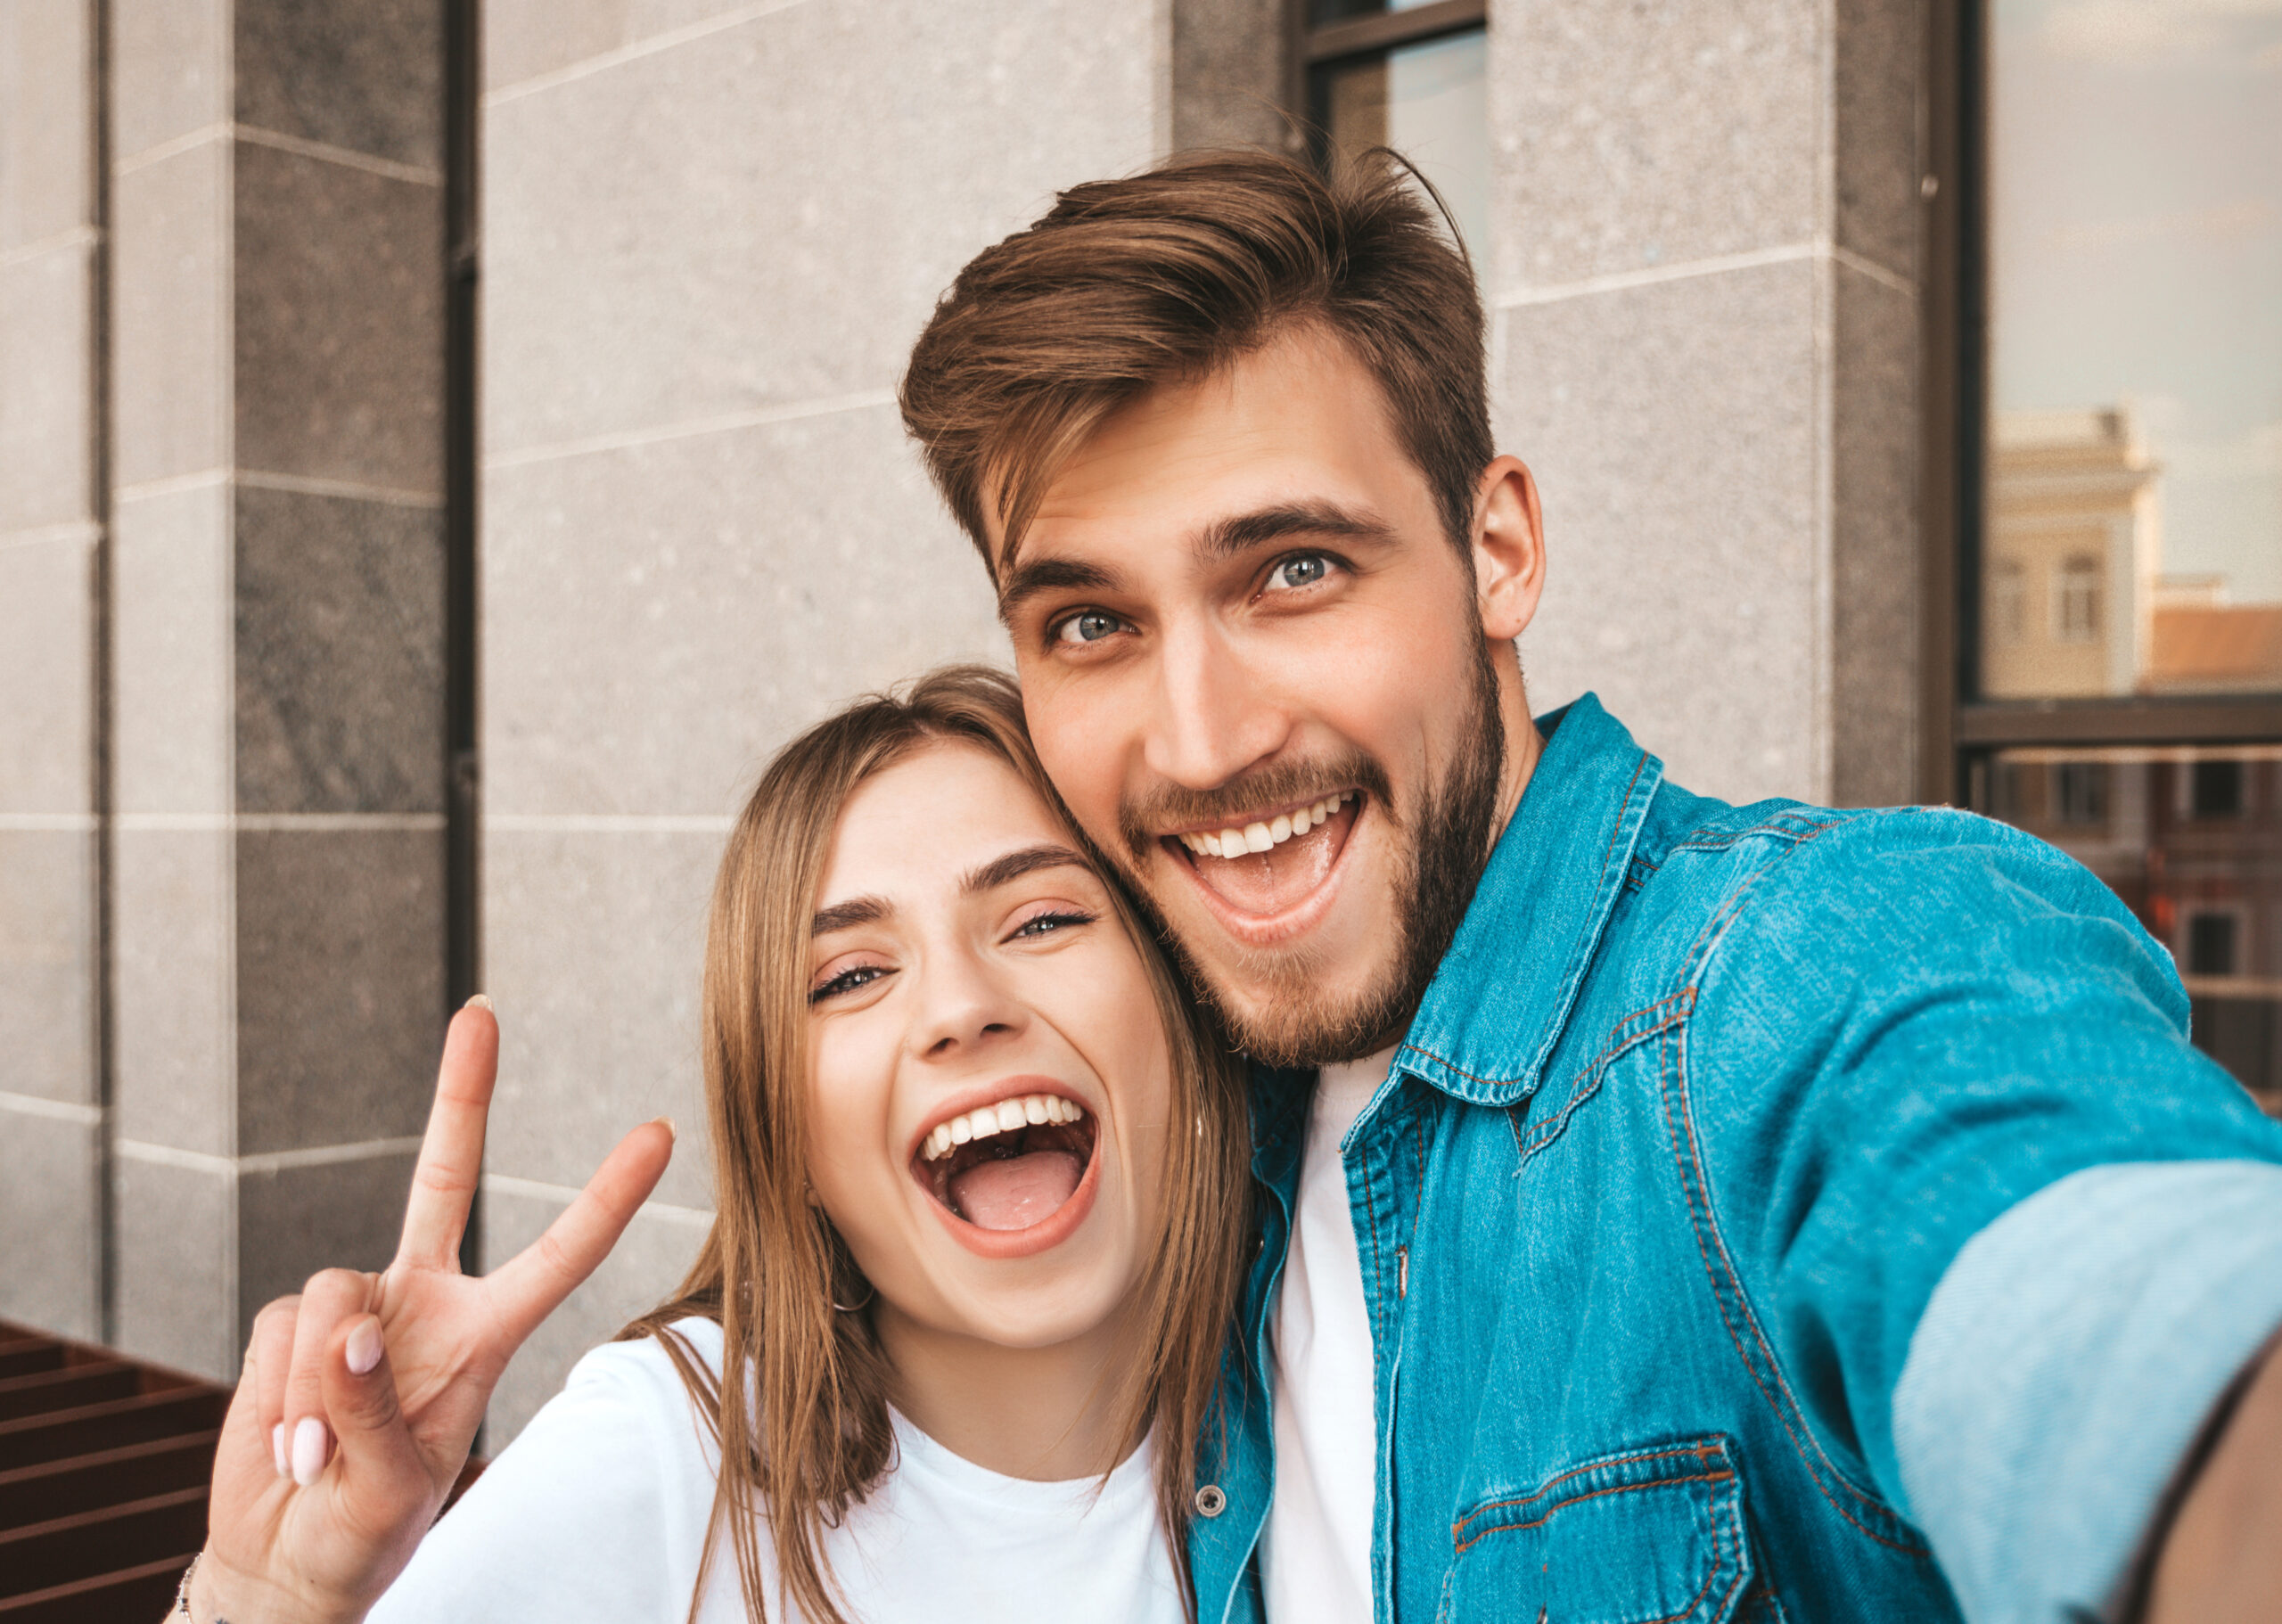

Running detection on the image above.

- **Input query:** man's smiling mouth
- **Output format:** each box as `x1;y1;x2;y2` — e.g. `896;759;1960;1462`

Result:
1161;791;1364;923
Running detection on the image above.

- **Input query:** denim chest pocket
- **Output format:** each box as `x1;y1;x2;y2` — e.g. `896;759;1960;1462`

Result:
1437;1436;1753;1624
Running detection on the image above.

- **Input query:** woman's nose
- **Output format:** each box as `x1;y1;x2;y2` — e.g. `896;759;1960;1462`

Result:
908;946;1027;1062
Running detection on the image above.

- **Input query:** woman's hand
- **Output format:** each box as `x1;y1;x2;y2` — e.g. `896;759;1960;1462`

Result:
185;999;676;1623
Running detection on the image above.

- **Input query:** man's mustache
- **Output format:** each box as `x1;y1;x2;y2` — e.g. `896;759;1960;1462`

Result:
1115;751;1398;863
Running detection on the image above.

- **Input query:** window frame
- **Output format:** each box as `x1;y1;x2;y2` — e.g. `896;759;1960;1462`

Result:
1927;0;2282;803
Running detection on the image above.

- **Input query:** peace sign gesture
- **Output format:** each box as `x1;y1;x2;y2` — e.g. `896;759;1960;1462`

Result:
183;999;677;1623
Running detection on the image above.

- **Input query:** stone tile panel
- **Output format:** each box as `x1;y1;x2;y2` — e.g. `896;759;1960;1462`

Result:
111;0;230;160
234;486;446;816
113;482;231;815
1498;258;1822;807
483;406;1004;818
234;139;446;494
1490;0;1822;294
0;245;94;532
114;1153;235;1379
111;141;227;488
112;826;234;1155
0;1110;102;1341
236;1150;421;1344
0;829;95;1106
0;0;94;251
234;828;445;1155
1835;0;1925;281
480;0;1159;455
481;827;716;1210
234;0;446;172
0;534;94;815
1830;262;1920;808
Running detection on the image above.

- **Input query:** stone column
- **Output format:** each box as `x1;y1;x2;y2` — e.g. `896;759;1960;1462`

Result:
106;0;449;1378
0;0;104;1341
1491;0;1927;808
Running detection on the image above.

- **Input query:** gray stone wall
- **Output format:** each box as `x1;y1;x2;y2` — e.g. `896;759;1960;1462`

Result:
473;0;1166;1439
1491;0;1926;808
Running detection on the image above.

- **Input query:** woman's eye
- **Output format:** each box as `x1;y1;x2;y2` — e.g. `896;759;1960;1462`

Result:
1265;554;1332;593
1011;909;1096;939
1052;610;1125;647
810;965;890;1004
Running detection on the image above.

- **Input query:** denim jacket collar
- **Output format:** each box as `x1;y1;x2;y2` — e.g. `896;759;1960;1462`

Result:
1394;692;1662;1107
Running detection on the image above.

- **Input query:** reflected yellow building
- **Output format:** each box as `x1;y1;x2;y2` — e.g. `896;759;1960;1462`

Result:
1987;407;2282;696
1983;407;2161;698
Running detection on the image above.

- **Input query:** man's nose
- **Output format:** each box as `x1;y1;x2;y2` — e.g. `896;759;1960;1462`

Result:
1142;617;1291;791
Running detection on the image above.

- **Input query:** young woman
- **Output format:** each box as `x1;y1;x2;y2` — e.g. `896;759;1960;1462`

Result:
181;667;1252;1623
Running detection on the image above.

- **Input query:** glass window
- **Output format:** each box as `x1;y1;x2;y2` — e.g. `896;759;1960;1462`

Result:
1976;746;2282;1107
1982;1;2282;701
1307;4;1489;263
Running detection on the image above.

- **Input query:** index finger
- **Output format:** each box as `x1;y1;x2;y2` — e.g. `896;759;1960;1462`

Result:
394;997;500;1271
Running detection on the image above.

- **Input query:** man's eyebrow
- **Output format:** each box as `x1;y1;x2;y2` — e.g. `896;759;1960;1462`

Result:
811;896;888;937
962;843;1092;896
996;555;1121;625
1195;501;1399;562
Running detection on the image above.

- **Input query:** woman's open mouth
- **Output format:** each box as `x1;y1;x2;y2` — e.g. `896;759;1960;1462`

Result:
910;1087;1101;1254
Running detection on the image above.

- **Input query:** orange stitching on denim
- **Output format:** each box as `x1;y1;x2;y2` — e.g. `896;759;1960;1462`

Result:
1450;1442;1726;1538
1450;1468;1734;1554
1596;750;1653;883
1657;1028;1927;1557
1504;988;1699;1163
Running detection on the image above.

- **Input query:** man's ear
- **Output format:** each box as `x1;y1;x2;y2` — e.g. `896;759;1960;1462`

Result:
1472;455;1546;642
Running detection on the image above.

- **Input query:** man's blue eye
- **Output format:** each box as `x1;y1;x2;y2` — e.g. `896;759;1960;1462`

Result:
1269;555;1330;590
1056;611;1121;644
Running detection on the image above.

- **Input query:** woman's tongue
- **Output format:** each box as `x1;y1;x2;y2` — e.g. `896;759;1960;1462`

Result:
949;1150;1083;1231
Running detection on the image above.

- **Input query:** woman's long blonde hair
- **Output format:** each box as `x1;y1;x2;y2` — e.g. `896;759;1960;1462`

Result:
620;665;1252;1624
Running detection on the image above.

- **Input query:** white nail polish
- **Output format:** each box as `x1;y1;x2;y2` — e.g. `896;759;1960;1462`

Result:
291;1415;328;1486
271;1421;288;1477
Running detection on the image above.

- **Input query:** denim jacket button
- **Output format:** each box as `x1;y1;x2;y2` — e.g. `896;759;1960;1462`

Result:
1194;1484;1227;1518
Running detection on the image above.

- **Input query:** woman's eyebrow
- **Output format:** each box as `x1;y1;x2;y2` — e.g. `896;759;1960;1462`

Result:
810;896;889;937
961;842;1092;896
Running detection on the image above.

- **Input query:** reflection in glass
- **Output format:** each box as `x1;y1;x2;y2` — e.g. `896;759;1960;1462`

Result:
1310;29;1489;267
1978;747;2282;1108
1982;2;2282;699
1309;0;1448;25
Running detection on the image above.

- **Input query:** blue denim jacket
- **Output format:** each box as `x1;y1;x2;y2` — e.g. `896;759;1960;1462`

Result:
1188;694;2282;1624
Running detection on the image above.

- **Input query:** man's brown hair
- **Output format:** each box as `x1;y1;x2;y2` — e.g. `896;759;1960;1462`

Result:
899;148;1491;575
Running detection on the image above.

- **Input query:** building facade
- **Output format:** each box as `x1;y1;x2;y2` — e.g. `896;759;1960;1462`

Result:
0;0;2025;1440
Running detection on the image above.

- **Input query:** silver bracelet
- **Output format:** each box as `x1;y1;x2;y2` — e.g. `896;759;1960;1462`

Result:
173;1553;230;1622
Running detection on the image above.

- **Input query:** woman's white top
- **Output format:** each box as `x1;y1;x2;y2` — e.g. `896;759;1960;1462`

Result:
368;1318;1186;1623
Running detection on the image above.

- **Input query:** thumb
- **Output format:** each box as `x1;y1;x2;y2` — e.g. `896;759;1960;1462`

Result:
316;1316;437;1560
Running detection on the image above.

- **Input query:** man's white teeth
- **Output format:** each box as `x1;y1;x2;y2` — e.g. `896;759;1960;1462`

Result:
1177;791;1356;859
921;1094;1084;1161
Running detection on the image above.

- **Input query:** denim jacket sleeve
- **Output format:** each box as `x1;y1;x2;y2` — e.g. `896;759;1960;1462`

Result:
1674;808;2282;1556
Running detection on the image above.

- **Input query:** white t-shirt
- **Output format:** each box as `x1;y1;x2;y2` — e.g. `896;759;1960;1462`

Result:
369;1318;1185;1623
1257;1045;1396;1624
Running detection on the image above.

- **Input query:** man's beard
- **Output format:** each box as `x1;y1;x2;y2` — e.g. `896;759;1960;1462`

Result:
1112;637;1507;1069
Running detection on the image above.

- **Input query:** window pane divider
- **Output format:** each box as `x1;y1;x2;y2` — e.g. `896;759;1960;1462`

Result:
1958;699;2282;749
1304;0;1486;67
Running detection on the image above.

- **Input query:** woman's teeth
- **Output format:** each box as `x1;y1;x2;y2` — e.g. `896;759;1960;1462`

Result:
1176;792;1355;860
921;1095;1085;1161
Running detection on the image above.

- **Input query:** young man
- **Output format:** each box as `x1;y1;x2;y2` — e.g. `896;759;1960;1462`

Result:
901;153;2282;1623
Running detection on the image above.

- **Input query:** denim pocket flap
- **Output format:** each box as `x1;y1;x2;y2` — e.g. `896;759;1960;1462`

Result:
1441;1434;1753;1624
